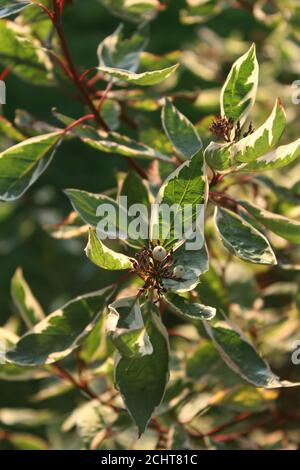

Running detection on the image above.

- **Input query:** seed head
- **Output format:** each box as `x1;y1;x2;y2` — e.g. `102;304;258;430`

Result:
209;115;234;142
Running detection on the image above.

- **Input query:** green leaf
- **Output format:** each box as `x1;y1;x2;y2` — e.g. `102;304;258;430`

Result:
115;302;169;435
162;241;209;293
98;0;160;24
82;129;171;162
64;189;124;234
204;141;232;171
0;132;61;201
239;200;300;244
5;287;114;366
186;341;220;380
203;314;300;388
0;20;54;85
0;116;26;143
196;266;229;312
107;297;153;358
240;137;300;172
97;63;179;86
0;1;30;18
97;23;147;72
162;98;202;159
100;99;121;131
165;293;216;321
221;43;258;125
11;268;45;328
234;98;286;163
215;207;277;265
151;151;207;248
64;189;140;248
0;329;44;381
85;228;133;270
180;0;222;25
120;170;150;208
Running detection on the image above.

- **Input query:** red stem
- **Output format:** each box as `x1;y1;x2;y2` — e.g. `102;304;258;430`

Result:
33;0;108;131
61;113;94;136
51;364;99;400
0;68;10;81
54;21;108;130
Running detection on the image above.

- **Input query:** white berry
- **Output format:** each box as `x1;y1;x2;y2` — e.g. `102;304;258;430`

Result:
173;265;185;279
152;245;167;261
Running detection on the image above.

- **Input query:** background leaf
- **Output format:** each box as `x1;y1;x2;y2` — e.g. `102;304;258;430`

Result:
98;0;160;23
239;200;300;244
203;314;300;388
0;1;30;18
97;64;179;86
97;23;147;72
11;268;45;328
0;20;54;85
215;207;277;264
0;132;61;201
6;287;114;366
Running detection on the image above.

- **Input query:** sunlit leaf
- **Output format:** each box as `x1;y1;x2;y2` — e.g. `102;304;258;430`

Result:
240;137;300;172
85;228;133;270
234;98;286;163
97;64;179;86
221;44;258;125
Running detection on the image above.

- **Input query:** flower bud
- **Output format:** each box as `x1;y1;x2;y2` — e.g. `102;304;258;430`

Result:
173;265;185;279
152;245;167;261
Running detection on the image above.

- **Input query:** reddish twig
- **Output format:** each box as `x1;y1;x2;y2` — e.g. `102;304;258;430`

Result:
51;364;99;400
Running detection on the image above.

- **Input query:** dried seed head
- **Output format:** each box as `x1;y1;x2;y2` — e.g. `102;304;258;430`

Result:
209;115;234;142
152;245;167;262
173;265;185;279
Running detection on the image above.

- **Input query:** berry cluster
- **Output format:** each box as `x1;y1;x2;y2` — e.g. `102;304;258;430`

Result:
131;243;185;298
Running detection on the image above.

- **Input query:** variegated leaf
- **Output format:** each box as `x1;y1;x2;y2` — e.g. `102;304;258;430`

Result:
240;137;300;172
234;98;286;163
85;228;133;270
221;44;258;125
239;200;300;244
